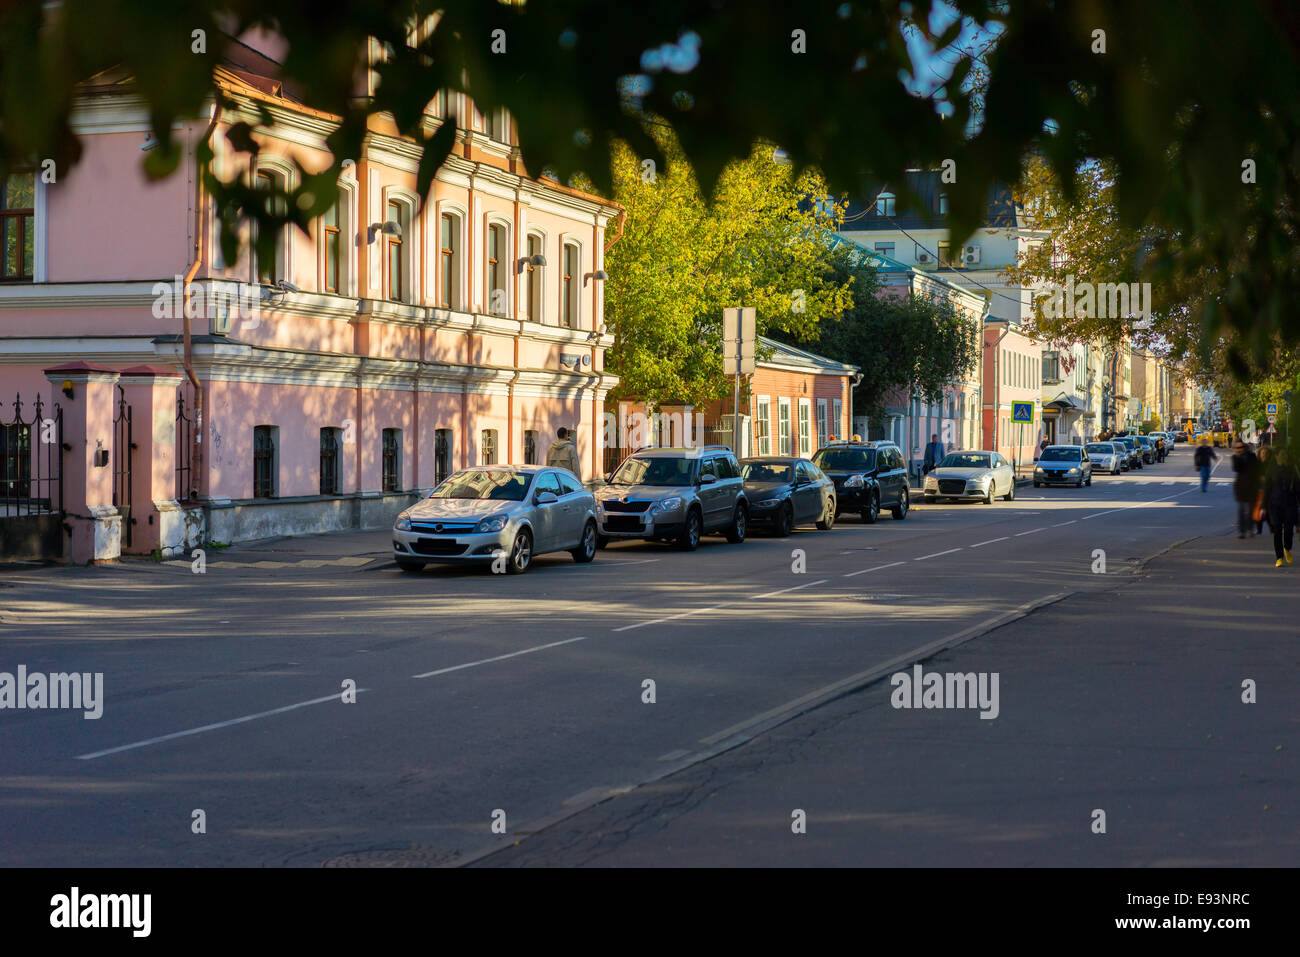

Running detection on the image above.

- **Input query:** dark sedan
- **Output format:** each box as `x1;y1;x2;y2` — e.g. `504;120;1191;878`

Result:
740;456;837;535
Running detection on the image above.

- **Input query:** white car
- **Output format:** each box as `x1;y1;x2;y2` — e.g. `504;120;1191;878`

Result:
923;450;1016;504
1085;442;1124;475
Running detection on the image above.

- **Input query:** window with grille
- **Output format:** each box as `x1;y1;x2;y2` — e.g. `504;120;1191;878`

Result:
253;426;278;498
524;430;538;465
320;427;342;495
382;428;401;492
1;170;35;282
481;429;497;465
1;424;31;497
435;429;453;485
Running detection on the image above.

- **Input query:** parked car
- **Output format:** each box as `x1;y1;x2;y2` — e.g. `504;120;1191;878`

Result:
1085;442;1124;475
922;450;1016;503
1174;431;1188;443
1134;434;1157;463
393;465;597;574
1033;445;1093;487
1115;435;1143;469
740;456;837;535
1110;440;1132;471
811;440;910;523
593;445;747;550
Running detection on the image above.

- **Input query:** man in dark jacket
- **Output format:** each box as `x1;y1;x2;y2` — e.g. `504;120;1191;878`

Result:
1231;441;1261;537
922;434;944;475
1261;449;1300;566
1194;438;1218;492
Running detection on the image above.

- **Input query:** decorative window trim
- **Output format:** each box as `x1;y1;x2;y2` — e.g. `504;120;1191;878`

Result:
559;235;582;329
523;228;548;324
484;215;511;317
319;177;357;296
435;201;468;310
381;186;420;304
252;157;297;286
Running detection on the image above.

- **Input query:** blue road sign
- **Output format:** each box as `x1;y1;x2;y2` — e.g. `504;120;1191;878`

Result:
1265;402;1278;415
1012;401;1034;423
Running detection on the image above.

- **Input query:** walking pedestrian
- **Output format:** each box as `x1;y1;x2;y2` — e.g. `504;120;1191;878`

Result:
545;426;581;477
1255;446;1270;534
922;433;944;476
1231;440;1260;538
1261;448;1299;567
1194;437;1218;492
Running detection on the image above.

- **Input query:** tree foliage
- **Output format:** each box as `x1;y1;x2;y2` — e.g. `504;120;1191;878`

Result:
604;131;852;405
775;251;983;421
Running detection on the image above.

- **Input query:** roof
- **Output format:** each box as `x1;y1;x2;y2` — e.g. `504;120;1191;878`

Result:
826;234;988;305
840;171;1020;231
758;336;858;376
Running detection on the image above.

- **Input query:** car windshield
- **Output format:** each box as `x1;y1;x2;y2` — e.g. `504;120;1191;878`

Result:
431;469;531;501
938;453;990;469
812;448;876;472
610;455;695;487
743;462;793;483
1136;436;1151;445
1119;438;1135;447
1085;444;1113;455
1039;447;1081;461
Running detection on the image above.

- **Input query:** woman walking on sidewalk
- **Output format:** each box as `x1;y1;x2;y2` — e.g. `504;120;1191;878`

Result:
1254;446;1271;535
1232;441;1261;537
1261;448;1299;567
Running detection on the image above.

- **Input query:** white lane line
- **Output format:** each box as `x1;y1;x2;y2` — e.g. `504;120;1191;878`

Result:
970;536;1009;548
1052;520;1077;527
843;561;905;578
915;547;963;561
1079;489;1189;520
753;579;828;598
413;636;590;677
75;689;367;760
1014;527;1046;537
613;604;732;633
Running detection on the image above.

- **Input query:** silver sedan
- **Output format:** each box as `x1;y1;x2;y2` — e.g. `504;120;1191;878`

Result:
392;466;597;574
1085;442;1124;475
923;450;1016;504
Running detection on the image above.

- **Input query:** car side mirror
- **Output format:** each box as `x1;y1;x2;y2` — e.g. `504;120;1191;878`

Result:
536;490;558;504
700;474;716;485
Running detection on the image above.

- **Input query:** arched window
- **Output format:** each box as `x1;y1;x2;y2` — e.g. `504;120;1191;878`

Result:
440;211;461;309
876;192;896;217
561;241;580;328
385;199;411;302
254;169;286;285
526;233;544;322
486;222;507;315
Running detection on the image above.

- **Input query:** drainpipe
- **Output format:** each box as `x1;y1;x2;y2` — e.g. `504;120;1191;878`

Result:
182;98;222;501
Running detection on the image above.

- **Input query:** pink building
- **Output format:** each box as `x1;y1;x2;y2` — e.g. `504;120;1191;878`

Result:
982;319;1044;469
0;37;622;562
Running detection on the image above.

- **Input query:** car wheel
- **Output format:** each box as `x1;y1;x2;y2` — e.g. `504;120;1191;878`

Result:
1033;480;1041;488
773;503;793;537
891;487;909;520
677;509;702;551
395;557;425;572
861;491;879;524
984;482;995;505
571;520;598;563
1004;481;1015;501
725;504;747;543
506;528;532;574
816;498;836;530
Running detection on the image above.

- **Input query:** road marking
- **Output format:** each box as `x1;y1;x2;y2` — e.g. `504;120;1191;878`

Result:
613;604;732;633
1080;490;1189;520
658;749;691;762
753;579;828;598
915;547;962;561
970;536;1009;547
1052;520;1077;527
843;561;905;578
1014;527;1046;537
75;689;366;760
413;636;590;677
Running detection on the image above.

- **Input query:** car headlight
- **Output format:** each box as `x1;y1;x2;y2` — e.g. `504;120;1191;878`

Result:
924;475;937;486
596;500;607;513
395;514;412;531
476;514;509;533
1035;466;1044;473
654;496;682;513
845;474;865;488
1068;467;1079;474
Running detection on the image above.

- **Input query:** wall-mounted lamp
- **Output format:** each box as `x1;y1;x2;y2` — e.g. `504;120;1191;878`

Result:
61;380;75;399
583;269;608;286
518;252;547;274
367;221;403;244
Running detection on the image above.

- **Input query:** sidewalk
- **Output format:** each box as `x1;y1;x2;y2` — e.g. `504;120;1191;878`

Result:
481;527;1300;866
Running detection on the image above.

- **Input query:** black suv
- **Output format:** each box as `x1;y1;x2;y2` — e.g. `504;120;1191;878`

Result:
810;441;910;523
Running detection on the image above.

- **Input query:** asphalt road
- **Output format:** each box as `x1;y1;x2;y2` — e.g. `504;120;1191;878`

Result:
0;445;1292;866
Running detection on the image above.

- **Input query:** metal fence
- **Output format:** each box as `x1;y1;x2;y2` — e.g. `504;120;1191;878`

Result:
0;393;64;560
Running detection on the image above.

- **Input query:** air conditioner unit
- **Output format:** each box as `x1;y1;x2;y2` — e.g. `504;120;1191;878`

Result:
964;245;982;264
916;251;934;265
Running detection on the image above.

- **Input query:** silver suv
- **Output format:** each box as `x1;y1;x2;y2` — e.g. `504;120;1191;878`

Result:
593;446;748;550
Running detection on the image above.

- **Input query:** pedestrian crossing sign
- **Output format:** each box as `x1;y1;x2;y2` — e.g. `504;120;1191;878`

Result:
1012;401;1034;423
1265;402;1278;415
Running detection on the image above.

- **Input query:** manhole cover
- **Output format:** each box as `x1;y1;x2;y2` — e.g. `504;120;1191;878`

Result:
323;846;462;867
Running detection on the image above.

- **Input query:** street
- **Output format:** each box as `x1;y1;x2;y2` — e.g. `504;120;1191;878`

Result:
0;445;1295;867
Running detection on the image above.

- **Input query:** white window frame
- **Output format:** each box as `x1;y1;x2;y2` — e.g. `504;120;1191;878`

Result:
435;202;467;310
524;230;547;323
252;157;296;286
815;398;828;447
832;398;843;439
559;237;582;329
484;216;511;317
798;398;812;456
318;177;357;296
381;187;420;304
755;395;771;455
778;398;791;456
